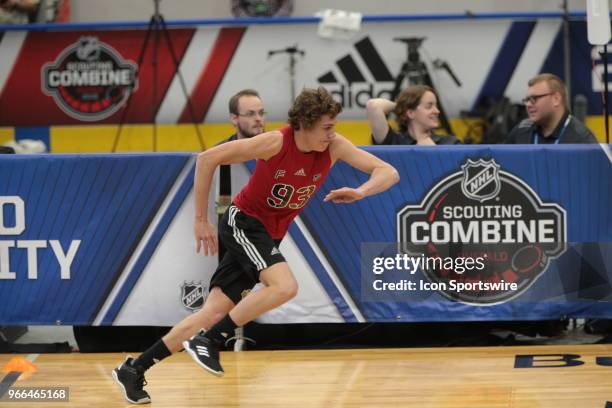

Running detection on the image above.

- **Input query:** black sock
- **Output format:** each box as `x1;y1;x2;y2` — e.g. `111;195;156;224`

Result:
204;315;238;347
132;339;172;371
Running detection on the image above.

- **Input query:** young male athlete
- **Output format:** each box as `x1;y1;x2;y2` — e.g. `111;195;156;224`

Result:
112;87;400;404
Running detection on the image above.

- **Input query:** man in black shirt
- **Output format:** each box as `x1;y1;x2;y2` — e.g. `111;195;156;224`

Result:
505;73;597;144
217;90;267;260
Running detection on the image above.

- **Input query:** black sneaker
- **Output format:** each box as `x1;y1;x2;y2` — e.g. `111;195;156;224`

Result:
183;331;224;377
112;356;151;404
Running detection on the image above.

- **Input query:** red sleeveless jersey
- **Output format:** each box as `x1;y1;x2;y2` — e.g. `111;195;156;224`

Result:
233;126;332;239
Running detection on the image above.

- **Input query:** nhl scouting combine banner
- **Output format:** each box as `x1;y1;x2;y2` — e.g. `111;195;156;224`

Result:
0;145;610;325
41;36;139;122
298;144;611;322
394;158;566;305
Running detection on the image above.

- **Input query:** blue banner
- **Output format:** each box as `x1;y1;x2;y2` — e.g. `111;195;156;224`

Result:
0;146;610;324
297;145;612;321
0;154;191;324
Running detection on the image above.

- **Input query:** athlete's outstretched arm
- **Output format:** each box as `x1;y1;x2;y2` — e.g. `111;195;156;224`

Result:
193;131;283;255
325;135;399;203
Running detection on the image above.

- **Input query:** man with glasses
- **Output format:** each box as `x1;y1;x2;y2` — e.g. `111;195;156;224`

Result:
220;89;267;143
218;90;268;259
505;73;596;144
504;73;597;340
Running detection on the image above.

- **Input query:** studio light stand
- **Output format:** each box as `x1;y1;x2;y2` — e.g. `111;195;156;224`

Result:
587;0;611;143
601;44;610;143
112;0;204;152
267;44;305;103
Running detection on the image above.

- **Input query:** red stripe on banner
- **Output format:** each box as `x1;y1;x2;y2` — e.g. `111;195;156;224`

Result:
179;27;246;123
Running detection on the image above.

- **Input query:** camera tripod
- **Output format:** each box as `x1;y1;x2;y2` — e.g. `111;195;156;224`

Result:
268;44;305;103
390;37;461;136
111;0;204;152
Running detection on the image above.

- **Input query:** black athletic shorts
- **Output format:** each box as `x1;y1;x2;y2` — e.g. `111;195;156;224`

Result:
210;204;286;304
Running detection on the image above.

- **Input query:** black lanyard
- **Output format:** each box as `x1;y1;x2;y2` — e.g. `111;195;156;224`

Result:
533;115;571;145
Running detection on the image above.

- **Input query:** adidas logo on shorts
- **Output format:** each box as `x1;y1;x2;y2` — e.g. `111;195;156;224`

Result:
294;168;306;176
271;247;281;256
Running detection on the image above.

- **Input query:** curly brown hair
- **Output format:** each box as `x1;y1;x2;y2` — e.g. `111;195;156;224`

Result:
393;85;435;133
288;87;342;130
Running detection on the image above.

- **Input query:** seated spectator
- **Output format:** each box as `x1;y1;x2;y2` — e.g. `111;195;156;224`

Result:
366;85;460;145
505;73;597;144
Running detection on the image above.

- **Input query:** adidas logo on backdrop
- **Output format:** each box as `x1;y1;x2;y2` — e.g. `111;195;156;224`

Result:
317;37;396;109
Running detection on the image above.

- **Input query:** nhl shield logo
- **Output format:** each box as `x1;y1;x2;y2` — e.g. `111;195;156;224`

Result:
181;281;205;311
461;159;501;202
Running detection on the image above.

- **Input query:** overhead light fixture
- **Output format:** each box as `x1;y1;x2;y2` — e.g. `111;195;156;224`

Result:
317;9;362;40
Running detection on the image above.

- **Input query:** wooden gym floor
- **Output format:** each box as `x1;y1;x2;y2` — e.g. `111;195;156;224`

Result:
1;344;611;407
